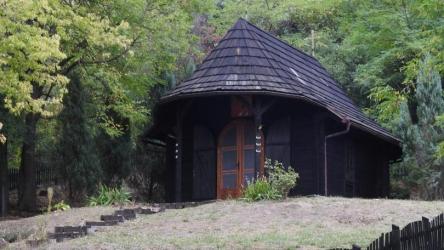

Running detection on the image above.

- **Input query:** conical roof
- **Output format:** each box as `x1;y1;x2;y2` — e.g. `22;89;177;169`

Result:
162;18;399;144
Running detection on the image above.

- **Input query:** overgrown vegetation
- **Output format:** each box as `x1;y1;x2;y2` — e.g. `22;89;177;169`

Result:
87;184;131;206
243;177;280;201
1;0;444;211
243;159;299;201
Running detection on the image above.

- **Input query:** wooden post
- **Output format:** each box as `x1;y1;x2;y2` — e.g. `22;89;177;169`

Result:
252;97;274;178
422;217;431;248
351;244;361;250
174;101;192;202
391;224;401;250
254;112;262;178
0;140;8;216
175;108;183;202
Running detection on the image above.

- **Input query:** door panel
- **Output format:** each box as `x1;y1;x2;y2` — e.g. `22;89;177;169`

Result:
218;120;264;199
222;150;237;170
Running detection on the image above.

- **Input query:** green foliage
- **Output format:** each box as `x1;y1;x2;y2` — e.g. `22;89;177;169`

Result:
2;0;444;205
59;73;102;200
243;159;299;201
266;159;299;199
52;200;70;212
435;115;444;160
0;0;209;208
88;184;131;206
394;55;444;199
242;177;280;202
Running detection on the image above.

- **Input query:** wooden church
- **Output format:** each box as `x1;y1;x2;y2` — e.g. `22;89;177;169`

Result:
146;18;401;202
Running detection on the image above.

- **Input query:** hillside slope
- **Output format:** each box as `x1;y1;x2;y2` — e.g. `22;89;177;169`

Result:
4;196;444;249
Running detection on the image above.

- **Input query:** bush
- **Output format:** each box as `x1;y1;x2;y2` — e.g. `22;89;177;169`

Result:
53;200;71;211
242;177;280;201
88;184;131;206
266;159;299;199
242;159;299;201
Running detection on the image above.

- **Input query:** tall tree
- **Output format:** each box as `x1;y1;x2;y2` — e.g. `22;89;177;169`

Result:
0;0;130;210
396;55;444;199
59;72;101;200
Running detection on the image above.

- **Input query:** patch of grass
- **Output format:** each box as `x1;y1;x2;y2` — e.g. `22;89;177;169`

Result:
5;197;444;249
0;227;34;243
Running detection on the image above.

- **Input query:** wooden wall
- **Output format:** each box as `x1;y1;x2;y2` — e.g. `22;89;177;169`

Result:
291;113;318;195
181;97;231;201
263;100;322;195
192;125;216;200
265;117;291;167
164;137;176;202
352;131;391;198
324;120;392;198
326;136;347;196
162;96;395;201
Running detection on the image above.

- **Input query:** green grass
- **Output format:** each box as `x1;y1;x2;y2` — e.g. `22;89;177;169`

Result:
3;196;444;249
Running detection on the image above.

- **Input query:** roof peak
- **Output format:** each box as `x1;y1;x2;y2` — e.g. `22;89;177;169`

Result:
228;18;320;64
231;17;248;29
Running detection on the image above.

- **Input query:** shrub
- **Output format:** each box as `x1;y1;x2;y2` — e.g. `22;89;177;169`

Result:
266;159;299;199
242;159;299;201
242;177;280;201
53;200;71;211
88;184;131;206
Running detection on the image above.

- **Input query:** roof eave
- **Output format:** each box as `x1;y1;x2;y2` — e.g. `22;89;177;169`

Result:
158;90;400;145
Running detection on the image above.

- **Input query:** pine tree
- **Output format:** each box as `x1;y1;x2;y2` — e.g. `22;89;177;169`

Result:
59;73;101;200
396;54;444;199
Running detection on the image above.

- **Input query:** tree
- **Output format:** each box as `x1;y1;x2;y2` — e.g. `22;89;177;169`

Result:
59;72;101;200
53;0;210;201
0;0;130;211
396;55;444;199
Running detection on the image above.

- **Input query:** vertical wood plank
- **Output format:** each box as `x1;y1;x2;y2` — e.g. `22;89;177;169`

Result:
175;107;183;202
422;217;430;250
379;234;384;249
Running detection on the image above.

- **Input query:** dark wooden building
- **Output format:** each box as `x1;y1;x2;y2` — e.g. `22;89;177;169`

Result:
147;18;401;202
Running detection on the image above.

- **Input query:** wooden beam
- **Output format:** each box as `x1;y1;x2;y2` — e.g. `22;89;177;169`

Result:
174;101;192;202
174;109;183;202
252;97;274;178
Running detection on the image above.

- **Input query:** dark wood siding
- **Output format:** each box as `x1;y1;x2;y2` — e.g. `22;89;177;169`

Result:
160;96;393;201
164;137;176;202
291;114;317;195
352;131;391;198
326;137;346;196
192;125;216;200
265;116;291;167
181;113;194;201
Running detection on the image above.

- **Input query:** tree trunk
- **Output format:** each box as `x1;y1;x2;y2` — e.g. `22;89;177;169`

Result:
18;113;38;211
0;140;8;216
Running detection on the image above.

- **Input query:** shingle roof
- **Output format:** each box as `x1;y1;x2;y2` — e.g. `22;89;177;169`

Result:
161;18;399;144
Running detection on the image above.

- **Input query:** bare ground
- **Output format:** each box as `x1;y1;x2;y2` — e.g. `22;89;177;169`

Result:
1;196;444;249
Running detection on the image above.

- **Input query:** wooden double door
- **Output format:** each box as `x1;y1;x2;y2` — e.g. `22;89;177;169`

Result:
217;120;264;199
